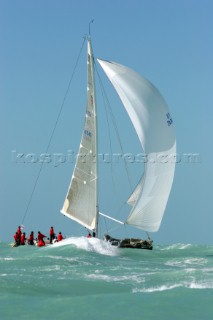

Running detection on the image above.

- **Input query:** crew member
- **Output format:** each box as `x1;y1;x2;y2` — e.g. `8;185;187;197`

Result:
49;226;55;244
16;226;22;243
16;226;22;237
20;232;26;245
28;231;34;245
37;231;46;245
13;232;20;246
57;232;63;242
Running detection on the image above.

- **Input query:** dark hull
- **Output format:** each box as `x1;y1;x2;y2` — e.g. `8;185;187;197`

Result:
104;235;153;250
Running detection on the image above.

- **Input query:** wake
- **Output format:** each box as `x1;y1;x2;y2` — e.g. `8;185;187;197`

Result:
47;236;119;256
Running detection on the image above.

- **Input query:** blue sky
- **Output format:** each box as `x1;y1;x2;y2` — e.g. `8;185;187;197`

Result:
1;0;212;244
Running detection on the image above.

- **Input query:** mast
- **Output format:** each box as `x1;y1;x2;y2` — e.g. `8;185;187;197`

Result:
60;36;99;236
87;36;99;237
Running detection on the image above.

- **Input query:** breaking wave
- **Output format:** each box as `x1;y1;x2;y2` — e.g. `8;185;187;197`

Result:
47;236;119;256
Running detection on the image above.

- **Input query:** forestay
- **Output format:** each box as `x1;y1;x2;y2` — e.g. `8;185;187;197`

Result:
97;60;176;232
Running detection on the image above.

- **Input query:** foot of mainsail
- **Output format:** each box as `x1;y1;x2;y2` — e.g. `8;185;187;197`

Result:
104;235;153;250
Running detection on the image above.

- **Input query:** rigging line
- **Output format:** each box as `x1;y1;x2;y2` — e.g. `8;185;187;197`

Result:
44;36;87;154
95;68;134;222
21;37;87;225
116;201;127;216
94;64;118;203
102;216;109;235
123;224;130;239
94;61;134;194
146;232;151;240
107;224;124;235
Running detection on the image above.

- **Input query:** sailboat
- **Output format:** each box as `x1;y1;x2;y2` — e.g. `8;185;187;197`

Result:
61;36;176;250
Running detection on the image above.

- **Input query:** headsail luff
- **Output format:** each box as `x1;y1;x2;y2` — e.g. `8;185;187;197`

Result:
97;59;176;233
61;38;98;232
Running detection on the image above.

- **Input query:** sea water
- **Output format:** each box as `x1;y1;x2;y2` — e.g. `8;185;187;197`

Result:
0;238;213;320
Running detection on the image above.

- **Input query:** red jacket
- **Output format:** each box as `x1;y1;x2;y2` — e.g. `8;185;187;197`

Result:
16;227;22;237
50;228;54;235
57;233;63;241
14;233;19;241
28;233;34;241
20;234;26;244
38;233;46;241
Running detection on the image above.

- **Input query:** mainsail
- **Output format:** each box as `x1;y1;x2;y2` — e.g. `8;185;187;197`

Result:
97;60;176;232
61;38;98;232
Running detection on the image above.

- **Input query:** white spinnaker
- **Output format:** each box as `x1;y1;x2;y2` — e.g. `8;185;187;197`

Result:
98;59;176;232
61;39;98;231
